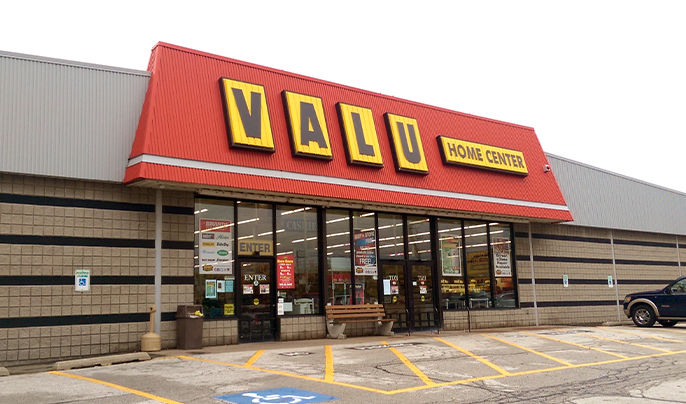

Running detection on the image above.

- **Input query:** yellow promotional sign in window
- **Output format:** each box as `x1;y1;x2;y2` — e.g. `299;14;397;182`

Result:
219;77;275;152
336;103;383;167
282;91;333;159
437;136;528;176
384;113;428;174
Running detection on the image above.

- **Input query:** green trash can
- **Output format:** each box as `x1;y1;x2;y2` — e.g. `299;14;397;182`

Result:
176;305;203;349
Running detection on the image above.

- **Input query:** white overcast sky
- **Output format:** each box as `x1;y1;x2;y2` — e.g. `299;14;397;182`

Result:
3;1;685;193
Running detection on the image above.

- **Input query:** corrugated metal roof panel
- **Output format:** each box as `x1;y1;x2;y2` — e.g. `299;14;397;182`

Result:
548;153;686;235
0;50;149;182
125;43;571;222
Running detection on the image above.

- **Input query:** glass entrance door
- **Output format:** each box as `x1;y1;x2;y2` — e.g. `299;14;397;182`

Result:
381;261;437;331
409;262;436;329
380;262;407;329
238;260;276;342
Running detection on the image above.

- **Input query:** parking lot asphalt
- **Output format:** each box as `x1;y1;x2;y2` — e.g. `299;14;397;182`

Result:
2;325;686;403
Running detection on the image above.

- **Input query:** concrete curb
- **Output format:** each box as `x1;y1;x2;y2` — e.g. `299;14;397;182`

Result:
54;352;151;371
0;367;9;377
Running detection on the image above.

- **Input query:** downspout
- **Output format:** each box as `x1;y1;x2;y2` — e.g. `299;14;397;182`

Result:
610;230;620;322
154;189;162;333
528;223;539;327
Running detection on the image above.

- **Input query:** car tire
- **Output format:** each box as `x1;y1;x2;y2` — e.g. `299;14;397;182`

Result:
658;320;678;327
631;304;656;327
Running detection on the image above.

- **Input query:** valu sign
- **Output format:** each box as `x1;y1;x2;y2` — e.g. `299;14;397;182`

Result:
219;77;527;176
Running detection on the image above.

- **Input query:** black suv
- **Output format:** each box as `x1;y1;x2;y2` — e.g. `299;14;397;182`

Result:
623;276;686;327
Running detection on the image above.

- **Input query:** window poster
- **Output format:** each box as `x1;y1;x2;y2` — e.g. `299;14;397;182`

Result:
492;237;512;277
205;279;217;299
243;284;254;295
440;236;462;276
354;229;377;276
277;254;295;289
199;219;233;274
260;284;270;294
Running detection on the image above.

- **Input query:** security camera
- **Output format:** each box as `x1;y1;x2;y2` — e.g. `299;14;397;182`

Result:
543;164;551;173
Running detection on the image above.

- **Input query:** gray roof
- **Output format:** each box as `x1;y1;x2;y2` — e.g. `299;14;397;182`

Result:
548;153;686;236
0;50;149;182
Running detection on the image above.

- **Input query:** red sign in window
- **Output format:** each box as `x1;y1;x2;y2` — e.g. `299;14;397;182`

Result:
277;254;295;289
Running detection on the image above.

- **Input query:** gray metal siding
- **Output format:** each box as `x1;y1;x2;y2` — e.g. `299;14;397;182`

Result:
548;153;686;236
0;51;149;182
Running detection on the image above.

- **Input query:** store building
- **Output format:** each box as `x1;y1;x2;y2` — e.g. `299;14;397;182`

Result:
1;44;684;366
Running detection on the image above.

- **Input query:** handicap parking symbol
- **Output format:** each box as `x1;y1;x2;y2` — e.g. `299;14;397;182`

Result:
78;278;87;287
215;388;338;404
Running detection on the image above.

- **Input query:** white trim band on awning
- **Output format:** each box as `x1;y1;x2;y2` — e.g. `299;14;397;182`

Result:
127;154;570;212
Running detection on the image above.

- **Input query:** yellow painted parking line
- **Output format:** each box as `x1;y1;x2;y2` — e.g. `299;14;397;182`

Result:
602;327;685;343
49;371;182;404
434;337;511;375
381;340;436;386
178;355;392;395
481;334;573;366
243;350;264;367
386;349;686;395
324;345;334;382
521;331;629;359
583;333;672;353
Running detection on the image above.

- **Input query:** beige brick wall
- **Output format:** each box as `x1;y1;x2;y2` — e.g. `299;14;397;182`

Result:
280;316;326;341
0;173;195;366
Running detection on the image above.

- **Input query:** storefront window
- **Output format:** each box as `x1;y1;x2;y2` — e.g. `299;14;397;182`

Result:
325;209;352;305
378;213;404;259
437;218;465;310
464;221;491;308
237;202;273;257
490;223;515;308
194;198;235;318
353;211;378;304
276;205;319;314
407;216;431;260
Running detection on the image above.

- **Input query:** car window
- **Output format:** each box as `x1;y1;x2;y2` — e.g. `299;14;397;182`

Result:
670;279;686;294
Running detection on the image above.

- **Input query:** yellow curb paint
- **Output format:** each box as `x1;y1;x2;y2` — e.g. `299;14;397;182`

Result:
381;340;435;386
178;355;392;395
583;333;672;353
434;337;511;376
243;350;265;367
599;327;685;343
520;331;629;359
49;371;182;404
324;345;334;382
481;334;574;366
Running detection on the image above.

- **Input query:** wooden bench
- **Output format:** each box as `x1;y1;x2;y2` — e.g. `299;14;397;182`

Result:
325;304;394;339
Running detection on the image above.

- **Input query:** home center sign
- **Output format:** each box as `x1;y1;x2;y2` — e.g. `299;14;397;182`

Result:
219;78;528;176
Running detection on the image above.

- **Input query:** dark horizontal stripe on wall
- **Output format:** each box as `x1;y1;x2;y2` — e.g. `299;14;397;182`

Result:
613;239;676;248
615;259;678;267
616;279;676;285
1;311;177;328
515;255;612;264
515;255;678;267
520;300;616;308
0;192;192;215
0;234;193;250
519;278;677;286
519;278;610;285
0;276;195;286
514;232;610;244
162;276;195;284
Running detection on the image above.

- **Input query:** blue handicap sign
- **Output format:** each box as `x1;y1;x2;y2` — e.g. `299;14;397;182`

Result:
215;387;338;404
78;278;87;286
